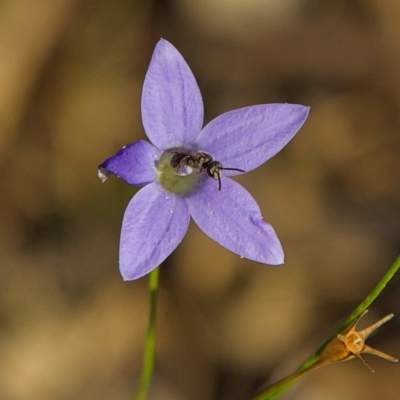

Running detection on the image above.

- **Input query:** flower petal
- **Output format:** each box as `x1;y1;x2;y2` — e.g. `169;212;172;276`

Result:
196;104;309;175
120;183;190;280
98;140;159;186
141;39;204;149
187;178;284;264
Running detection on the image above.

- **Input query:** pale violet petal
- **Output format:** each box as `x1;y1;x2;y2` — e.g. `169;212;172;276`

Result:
196;104;309;175
98;140;159;186
187;178;284;264
120;183;190;280
141;39;204;149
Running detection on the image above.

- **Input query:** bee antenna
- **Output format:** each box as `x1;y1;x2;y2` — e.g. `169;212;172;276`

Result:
221;167;245;173
216;167;245;190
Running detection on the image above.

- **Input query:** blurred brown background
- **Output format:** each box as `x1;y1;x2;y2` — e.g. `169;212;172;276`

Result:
1;0;400;399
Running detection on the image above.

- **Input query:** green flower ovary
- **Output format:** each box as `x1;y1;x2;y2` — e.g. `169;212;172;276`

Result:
156;151;202;195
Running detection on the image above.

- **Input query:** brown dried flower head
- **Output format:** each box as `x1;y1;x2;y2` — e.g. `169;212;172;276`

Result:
319;310;398;373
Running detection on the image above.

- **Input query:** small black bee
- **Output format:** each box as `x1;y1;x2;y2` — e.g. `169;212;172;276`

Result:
168;149;245;191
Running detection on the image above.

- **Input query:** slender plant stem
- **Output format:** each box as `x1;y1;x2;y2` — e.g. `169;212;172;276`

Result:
135;267;160;400
252;253;400;400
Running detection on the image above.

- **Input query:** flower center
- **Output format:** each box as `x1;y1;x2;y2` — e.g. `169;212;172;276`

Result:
156;150;202;195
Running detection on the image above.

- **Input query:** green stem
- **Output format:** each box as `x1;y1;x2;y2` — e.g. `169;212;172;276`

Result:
253;253;400;400
135;267;160;400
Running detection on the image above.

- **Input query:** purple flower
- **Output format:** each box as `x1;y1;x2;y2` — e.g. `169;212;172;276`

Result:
98;39;309;281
